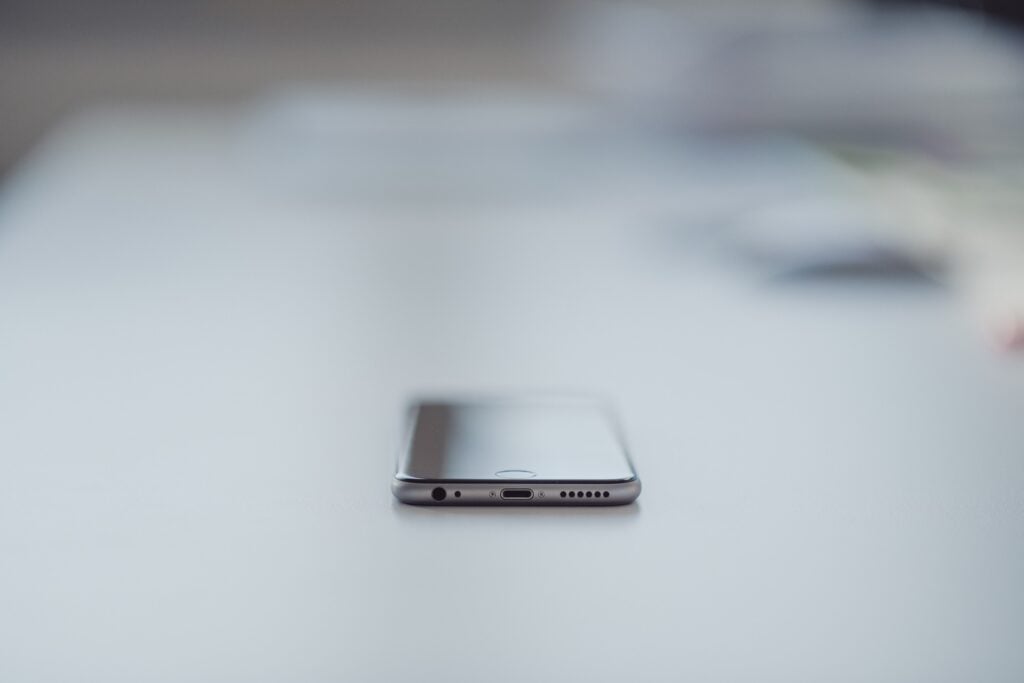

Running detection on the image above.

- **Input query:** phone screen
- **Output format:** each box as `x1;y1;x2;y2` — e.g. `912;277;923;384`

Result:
398;399;636;482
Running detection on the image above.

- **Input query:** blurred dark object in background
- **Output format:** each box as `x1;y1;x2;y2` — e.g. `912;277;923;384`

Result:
873;0;1024;27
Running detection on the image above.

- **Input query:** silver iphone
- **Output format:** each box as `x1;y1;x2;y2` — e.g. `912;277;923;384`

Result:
392;397;641;505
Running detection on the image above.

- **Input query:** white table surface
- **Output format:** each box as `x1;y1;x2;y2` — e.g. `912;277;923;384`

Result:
1;99;1023;682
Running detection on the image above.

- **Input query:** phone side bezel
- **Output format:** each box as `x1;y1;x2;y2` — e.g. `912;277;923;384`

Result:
391;477;641;505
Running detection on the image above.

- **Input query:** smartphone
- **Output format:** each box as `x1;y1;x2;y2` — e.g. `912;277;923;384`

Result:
392;397;641;505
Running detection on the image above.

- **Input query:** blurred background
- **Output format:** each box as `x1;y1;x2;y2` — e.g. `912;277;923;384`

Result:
8;0;1024;348
3;1;1024;350
3;0;1024;171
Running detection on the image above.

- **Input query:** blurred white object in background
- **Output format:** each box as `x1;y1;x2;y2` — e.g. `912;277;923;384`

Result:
561;0;1024;351
235;87;625;205
561;1;1024;155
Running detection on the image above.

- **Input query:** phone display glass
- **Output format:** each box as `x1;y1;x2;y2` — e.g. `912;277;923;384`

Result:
393;398;640;505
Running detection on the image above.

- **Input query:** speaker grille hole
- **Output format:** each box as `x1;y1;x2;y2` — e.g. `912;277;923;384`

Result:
561;490;612;500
